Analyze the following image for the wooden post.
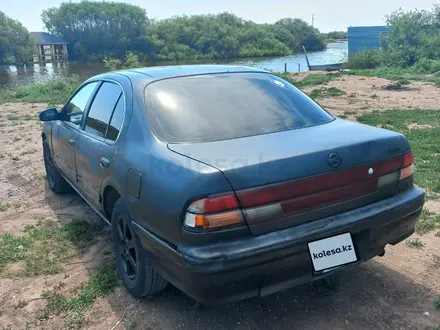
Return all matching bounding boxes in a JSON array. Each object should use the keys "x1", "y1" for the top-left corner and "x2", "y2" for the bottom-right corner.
[
  {"x1": 63, "y1": 44, "x2": 68, "y2": 61},
  {"x1": 38, "y1": 45, "x2": 43, "y2": 62},
  {"x1": 50, "y1": 44, "x2": 55, "y2": 62},
  {"x1": 284, "y1": 63, "x2": 287, "y2": 72},
  {"x1": 298, "y1": 63, "x2": 301, "y2": 72},
  {"x1": 302, "y1": 46, "x2": 311, "y2": 70}
]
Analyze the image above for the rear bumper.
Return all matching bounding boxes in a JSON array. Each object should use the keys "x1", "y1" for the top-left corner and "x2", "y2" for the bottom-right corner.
[{"x1": 134, "y1": 186, "x2": 424, "y2": 304}]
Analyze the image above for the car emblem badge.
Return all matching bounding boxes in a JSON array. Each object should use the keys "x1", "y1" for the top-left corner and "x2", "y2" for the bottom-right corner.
[
  {"x1": 368, "y1": 168, "x2": 374, "y2": 175},
  {"x1": 328, "y1": 153, "x2": 342, "y2": 168}
]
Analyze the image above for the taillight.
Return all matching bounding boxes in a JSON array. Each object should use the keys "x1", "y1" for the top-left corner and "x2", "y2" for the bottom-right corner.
[
  {"x1": 187, "y1": 194, "x2": 239, "y2": 213},
  {"x1": 184, "y1": 152, "x2": 415, "y2": 230},
  {"x1": 400, "y1": 151, "x2": 414, "y2": 180},
  {"x1": 184, "y1": 193, "x2": 244, "y2": 230}
]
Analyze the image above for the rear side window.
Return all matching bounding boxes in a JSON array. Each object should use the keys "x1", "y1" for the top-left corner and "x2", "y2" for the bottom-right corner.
[
  {"x1": 144, "y1": 73, "x2": 333, "y2": 143},
  {"x1": 106, "y1": 96, "x2": 124, "y2": 141},
  {"x1": 85, "y1": 82, "x2": 122, "y2": 138}
]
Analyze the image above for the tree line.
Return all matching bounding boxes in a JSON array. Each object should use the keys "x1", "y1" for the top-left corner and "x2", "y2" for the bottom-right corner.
[
  {"x1": 41, "y1": 1, "x2": 326, "y2": 62},
  {"x1": 1, "y1": 1, "x2": 347, "y2": 65}
]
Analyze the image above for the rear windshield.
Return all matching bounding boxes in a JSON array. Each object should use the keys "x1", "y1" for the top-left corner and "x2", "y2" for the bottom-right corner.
[{"x1": 144, "y1": 73, "x2": 333, "y2": 143}]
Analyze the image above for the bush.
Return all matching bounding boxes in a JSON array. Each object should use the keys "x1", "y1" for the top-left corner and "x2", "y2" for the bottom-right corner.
[
  {"x1": 412, "y1": 58, "x2": 440, "y2": 74},
  {"x1": 345, "y1": 50, "x2": 383, "y2": 69},
  {"x1": 0, "y1": 75, "x2": 81, "y2": 104},
  {"x1": 104, "y1": 51, "x2": 141, "y2": 70},
  {"x1": 395, "y1": 78, "x2": 411, "y2": 86}
]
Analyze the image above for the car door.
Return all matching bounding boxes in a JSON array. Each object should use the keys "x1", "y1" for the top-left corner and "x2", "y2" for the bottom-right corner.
[
  {"x1": 52, "y1": 82, "x2": 99, "y2": 184},
  {"x1": 74, "y1": 81, "x2": 126, "y2": 210}
]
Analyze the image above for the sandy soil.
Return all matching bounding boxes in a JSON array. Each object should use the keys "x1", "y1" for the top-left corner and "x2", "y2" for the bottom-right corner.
[
  {"x1": 0, "y1": 76, "x2": 439, "y2": 329},
  {"x1": 301, "y1": 74, "x2": 440, "y2": 118}
]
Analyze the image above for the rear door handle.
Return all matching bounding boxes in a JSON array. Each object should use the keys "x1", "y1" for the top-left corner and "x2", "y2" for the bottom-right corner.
[
  {"x1": 68, "y1": 139, "x2": 75, "y2": 147},
  {"x1": 100, "y1": 157, "x2": 110, "y2": 168}
]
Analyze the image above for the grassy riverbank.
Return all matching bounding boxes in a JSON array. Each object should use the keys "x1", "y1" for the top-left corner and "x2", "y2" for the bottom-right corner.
[{"x1": 0, "y1": 75, "x2": 81, "y2": 105}]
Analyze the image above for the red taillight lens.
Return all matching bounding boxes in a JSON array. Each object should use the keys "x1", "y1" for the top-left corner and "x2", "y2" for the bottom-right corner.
[
  {"x1": 237, "y1": 156, "x2": 402, "y2": 209},
  {"x1": 400, "y1": 151, "x2": 414, "y2": 180},
  {"x1": 403, "y1": 152, "x2": 414, "y2": 168},
  {"x1": 187, "y1": 194, "x2": 239, "y2": 214},
  {"x1": 185, "y1": 193, "x2": 244, "y2": 229}
]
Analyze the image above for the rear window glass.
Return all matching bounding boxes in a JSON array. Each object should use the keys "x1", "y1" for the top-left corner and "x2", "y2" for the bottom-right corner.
[{"x1": 144, "y1": 73, "x2": 333, "y2": 143}]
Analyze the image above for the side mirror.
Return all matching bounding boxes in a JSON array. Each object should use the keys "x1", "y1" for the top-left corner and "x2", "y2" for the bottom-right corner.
[{"x1": 39, "y1": 108, "x2": 61, "y2": 122}]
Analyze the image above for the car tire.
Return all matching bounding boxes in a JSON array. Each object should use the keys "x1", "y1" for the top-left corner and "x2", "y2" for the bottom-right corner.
[
  {"x1": 111, "y1": 198, "x2": 168, "y2": 297},
  {"x1": 43, "y1": 139, "x2": 72, "y2": 194}
]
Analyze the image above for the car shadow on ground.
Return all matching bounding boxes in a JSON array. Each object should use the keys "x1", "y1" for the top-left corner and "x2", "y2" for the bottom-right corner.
[
  {"x1": 44, "y1": 187, "x2": 440, "y2": 330},
  {"x1": 113, "y1": 261, "x2": 440, "y2": 330}
]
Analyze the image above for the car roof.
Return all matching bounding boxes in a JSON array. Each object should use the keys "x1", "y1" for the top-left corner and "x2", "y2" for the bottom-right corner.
[{"x1": 93, "y1": 65, "x2": 269, "y2": 84}]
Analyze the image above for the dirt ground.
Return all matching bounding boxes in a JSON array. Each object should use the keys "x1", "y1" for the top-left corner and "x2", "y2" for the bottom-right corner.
[
  {"x1": 0, "y1": 75, "x2": 440, "y2": 329},
  {"x1": 301, "y1": 74, "x2": 440, "y2": 119}
]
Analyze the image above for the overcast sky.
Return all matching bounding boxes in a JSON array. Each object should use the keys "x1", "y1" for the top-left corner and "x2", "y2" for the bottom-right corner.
[{"x1": 1, "y1": 0, "x2": 438, "y2": 32}]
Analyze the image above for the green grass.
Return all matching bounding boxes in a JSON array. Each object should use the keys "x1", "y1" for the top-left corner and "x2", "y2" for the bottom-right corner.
[
  {"x1": 0, "y1": 203, "x2": 11, "y2": 212},
  {"x1": 309, "y1": 87, "x2": 345, "y2": 99},
  {"x1": 406, "y1": 238, "x2": 424, "y2": 249},
  {"x1": 435, "y1": 295, "x2": 440, "y2": 310},
  {"x1": 0, "y1": 218, "x2": 95, "y2": 277},
  {"x1": 0, "y1": 75, "x2": 81, "y2": 104},
  {"x1": 278, "y1": 72, "x2": 341, "y2": 88},
  {"x1": 37, "y1": 264, "x2": 120, "y2": 327},
  {"x1": 415, "y1": 209, "x2": 440, "y2": 235},
  {"x1": 395, "y1": 78, "x2": 411, "y2": 86},
  {"x1": 343, "y1": 67, "x2": 437, "y2": 84},
  {"x1": 357, "y1": 110, "x2": 440, "y2": 193}
]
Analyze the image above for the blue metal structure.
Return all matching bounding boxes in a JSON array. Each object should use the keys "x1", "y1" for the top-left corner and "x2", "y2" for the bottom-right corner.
[{"x1": 348, "y1": 26, "x2": 389, "y2": 57}]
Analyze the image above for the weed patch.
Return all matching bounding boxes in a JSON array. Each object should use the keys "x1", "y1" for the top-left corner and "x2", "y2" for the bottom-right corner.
[
  {"x1": 309, "y1": 87, "x2": 345, "y2": 99},
  {"x1": 416, "y1": 209, "x2": 440, "y2": 235},
  {"x1": 37, "y1": 264, "x2": 120, "y2": 327},
  {"x1": 406, "y1": 238, "x2": 424, "y2": 249},
  {"x1": 0, "y1": 219, "x2": 95, "y2": 277},
  {"x1": 0, "y1": 203, "x2": 11, "y2": 212}
]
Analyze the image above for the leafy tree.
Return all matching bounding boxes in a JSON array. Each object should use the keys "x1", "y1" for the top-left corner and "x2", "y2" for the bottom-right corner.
[
  {"x1": 383, "y1": 8, "x2": 436, "y2": 67},
  {"x1": 275, "y1": 18, "x2": 326, "y2": 51},
  {"x1": 323, "y1": 31, "x2": 348, "y2": 41},
  {"x1": 0, "y1": 11, "x2": 33, "y2": 64},
  {"x1": 42, "y1": 1, "x2": 148, "y2": 61},
  {"x1": 104, "y1": 51, "x2": 141, "y2": 70}
]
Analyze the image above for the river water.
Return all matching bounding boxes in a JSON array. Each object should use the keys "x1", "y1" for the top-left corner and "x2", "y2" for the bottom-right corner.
[{"x1": 0, "y1": 41, "x2": 347, "y2": 91}]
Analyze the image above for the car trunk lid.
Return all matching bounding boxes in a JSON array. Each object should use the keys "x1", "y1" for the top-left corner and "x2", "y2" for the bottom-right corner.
[{"x1": 169, "y1": 119, "x2": 410, "y2": 234}]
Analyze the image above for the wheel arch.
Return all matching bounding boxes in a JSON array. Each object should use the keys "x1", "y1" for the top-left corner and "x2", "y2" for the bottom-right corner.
[{"x1": 103, "y1": 185, "x2": 122, "y2": 221}]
